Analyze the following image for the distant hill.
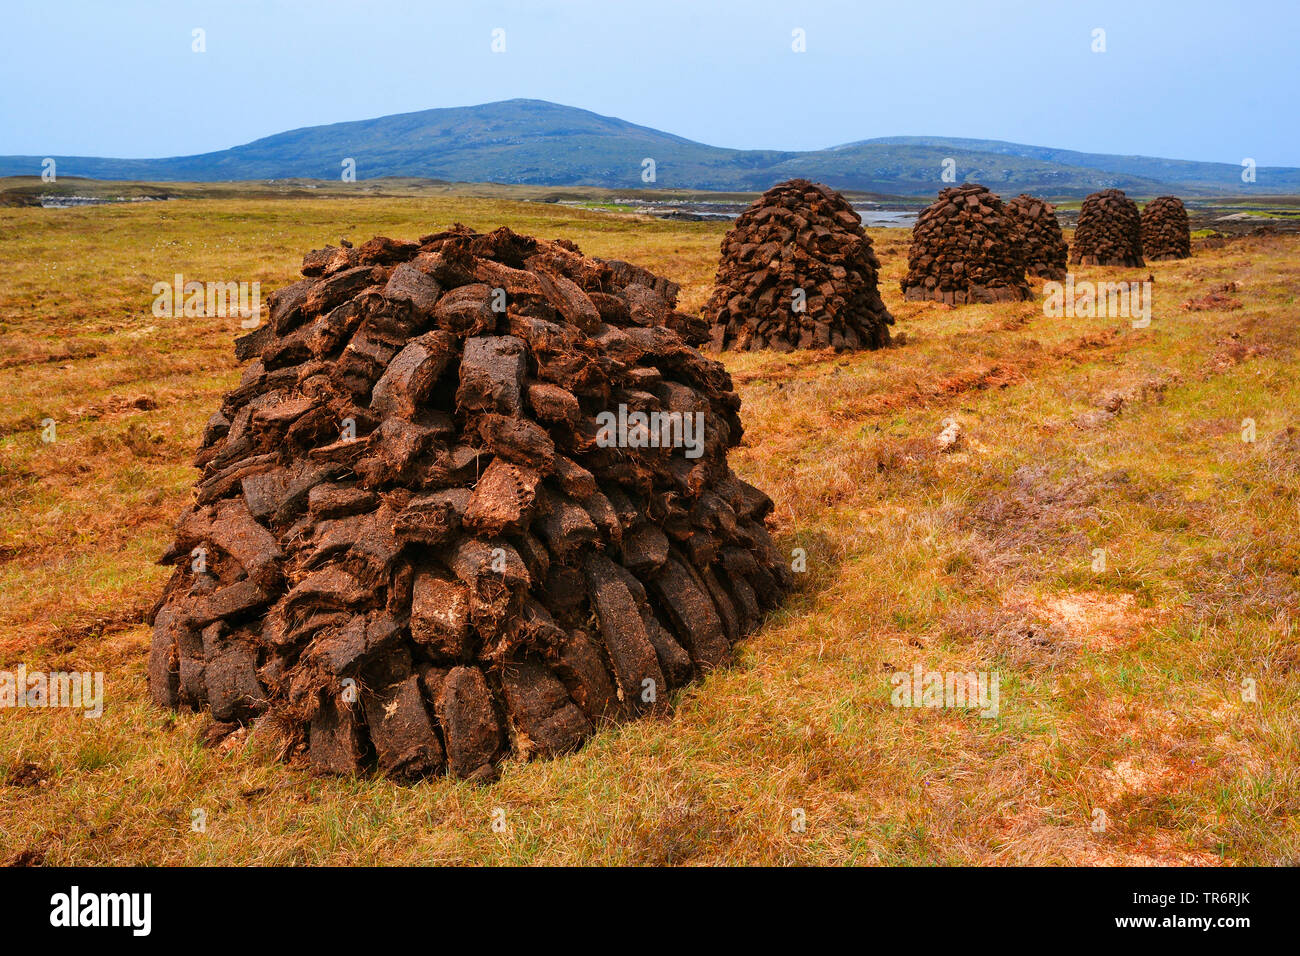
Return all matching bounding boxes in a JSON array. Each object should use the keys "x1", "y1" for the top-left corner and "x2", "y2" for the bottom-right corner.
[{"x1": 4, "y1": 99, "x2": 1296, "y2": 197}]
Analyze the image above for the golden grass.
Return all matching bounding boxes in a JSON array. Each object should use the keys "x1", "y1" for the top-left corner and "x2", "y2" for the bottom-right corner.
[{"x1": 1, "y1": 196, "x2": 1296, "y2": 865}]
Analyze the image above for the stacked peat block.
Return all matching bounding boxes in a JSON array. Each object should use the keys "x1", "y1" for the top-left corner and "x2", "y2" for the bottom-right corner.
[
  {"x1": 1140, "y1": 196, "x2": 1192, "y2": 261},
  {"x1": 1069, "y1": 188, "x2": 1145, "y2": 266},
  {"x1": 900, "y1": 184, "x2": 1032, "y2": 304},
  {"x1": 1005, "y1": 194, "x2": 1068, "y2": 281},
  {"x1": 147, "y1": 225, "x2": 791, "y2": 781},
  {"x1": 703, "y1": 179, "x2": 893, "y2": 352}
]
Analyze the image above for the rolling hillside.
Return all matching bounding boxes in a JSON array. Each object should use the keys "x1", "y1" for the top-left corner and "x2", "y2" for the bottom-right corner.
[{"x1": 3, "y1": 99, "x2": 1297, "y2": 197}]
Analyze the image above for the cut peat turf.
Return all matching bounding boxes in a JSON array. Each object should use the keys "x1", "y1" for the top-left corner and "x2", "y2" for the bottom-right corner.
[{"x1": 148, "y1": 224, "x2": 791, "y2": 781}]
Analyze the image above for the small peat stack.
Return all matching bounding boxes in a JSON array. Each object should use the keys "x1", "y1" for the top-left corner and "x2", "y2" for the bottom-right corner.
[
  {"x1": 900, "y1": 184, "x2": 1031, "y2": 304},
  {"x1": 1069, "y1": 189, "x2": 1144, "y2": 267},
  {"x1": 703, "y1": 179, "x2": 893, "y2": 352},
  {"x1": 148, "y1": 225, "x2": 791, "y2": 781},
  {"x1": 1140, "y1": 196, "x2": 1192, "y2": 261},
  {"x1": 1006, "y1": 194, "x2": 1068, "y2": 281}
]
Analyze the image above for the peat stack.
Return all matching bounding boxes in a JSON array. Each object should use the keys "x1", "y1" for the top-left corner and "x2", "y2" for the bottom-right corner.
[
  {"x1": 1140, "y1": 196, "x2": 1191, "y2": 261},
  {"x1": 899, "y1": 184, "x2": 1029, "y2": 304},
  {"x1": 148, "y1": 225, "x2": 792, "y2": 781},
  {"x1": 1006, "y1": 194, "x2": 1068, "y2": 281},
  {"x1": 900, "y1": 184, "x2": 1031, "y2": 304},
  {"x1": 1069, "y1": 189, "x2": 1144, "y2": 267},
  {"x1": 703, "y1": 179, "x2": 893, "y2": 352}
]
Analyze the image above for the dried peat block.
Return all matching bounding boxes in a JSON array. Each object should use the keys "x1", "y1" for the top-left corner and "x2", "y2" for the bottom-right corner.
[
  {"x1": 149, "y1": 224, "x2": 791, "y2": 781},
  {"x1": 1005, "y1": 194, "x2": 1069, "y2": 281},
  {"x1": 900, "y1": 183, "x2": 1032, "y2": 305},
  {"x1": 1069, "y1": 188, "x2": 1145, "y2": 267},
  {"x1": 704, "y1": 179, "x2": 893, "y2": 352},
  {"x1": 1140, "y1": 196, "x2": 1191, "y2": 261}
]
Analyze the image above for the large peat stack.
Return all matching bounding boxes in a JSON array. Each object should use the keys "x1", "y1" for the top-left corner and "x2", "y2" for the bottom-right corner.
[
  {"x1": 900, "y1": 184, "x2": 1031, "y2": 304},
  {"x1": 1140, "y1": 196, "x2": 1191, "y2": 261},
  {"x1": 1006, "y1": 194, "x2": 1068, "y2": 280},
  {"x1": 1069, "y1": 189, "x2": 1144, "y2": 267},
  {"x1": 703, "y1": 179, "x2": 893, "y2": 352},
  {"x1": 148, "y1": 225, "x2": 791, "y2": 781}
]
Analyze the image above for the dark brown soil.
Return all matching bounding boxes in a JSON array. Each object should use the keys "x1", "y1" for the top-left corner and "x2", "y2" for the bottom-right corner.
[{"x1": 5, "y1": 762, "x2": 49, "y2": 788}]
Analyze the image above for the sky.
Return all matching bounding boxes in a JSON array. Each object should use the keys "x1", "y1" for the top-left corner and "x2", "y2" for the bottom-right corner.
[{"x1": 2, "y1": 0, "x2": 1297, "y2": 165}]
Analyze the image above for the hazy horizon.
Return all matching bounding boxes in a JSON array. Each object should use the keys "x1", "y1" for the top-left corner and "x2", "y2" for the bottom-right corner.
[{"x1": 3, "y1": 0, "x2": 1298, "y2": 166}]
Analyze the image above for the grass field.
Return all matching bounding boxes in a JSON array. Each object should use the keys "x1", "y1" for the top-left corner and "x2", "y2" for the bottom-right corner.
[{"x1": 1, "y1": 194, "x2": 1297, "y2": 865}]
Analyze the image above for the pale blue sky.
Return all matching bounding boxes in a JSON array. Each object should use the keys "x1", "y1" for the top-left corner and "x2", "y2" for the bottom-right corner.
[{"x1": 2, "y1": 0, "x2": 1296, "y2": 164}]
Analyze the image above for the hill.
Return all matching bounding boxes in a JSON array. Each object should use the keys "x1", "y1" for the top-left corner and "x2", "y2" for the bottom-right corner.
[{"x1": 3, "y1": 99, "x2": 1297, "y2": 197}]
